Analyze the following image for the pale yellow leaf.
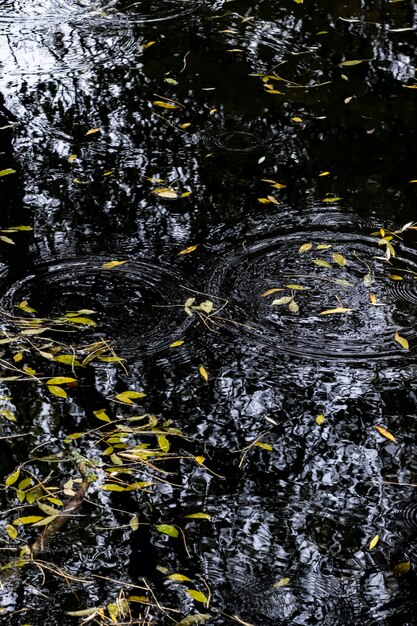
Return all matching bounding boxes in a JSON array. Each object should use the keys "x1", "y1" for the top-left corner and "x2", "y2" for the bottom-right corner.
[
  {"x1": 375, "y1": 425, "x2": 397, "y2": 443},
  {"x1": 152, "y1": 101, "x2": 178, "y2": 109},
  {"x1": 319, "y1": 307, "x2": 353, "y2": 315},
  {"x1": 85, "y1": 128, "x2": 101, "y2": 136},
  {"x1": 394, "y1": 331, "x2": 409, "y2": 350},
  {"x1": 101, "y1": 260, "x2": 128, "y2": 269},
  {"x1": 332, "y1": 253, "x2": 347, "y2": 266},
  {"x1": 178, "y1": 245, "x2": 198, "y2": 255},
  {"x1": 299, "y1": 243, "x2": 313, "y2": 253},
  {"x1": 48, "y1": 385, "x2": 68, "y2": 398},
  {"x1": 369, "y1": 534, "x2": 379, "y2": 550},
  {"x1": 316, "y1": 414, "x2": 325, "y2": 425}
]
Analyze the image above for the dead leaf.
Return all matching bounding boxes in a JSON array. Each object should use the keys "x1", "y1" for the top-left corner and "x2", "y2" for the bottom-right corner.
[
  {"x1": 178, "y1": 245, "x2": 198, "y2": 255},
  {"x1": 394, "y1": 331, "x2": 409, "y2": 350},
  {"x1": 375, "y1": 425, "x2": 397, "y2": 443},
  {"x1": 319, "y1": 307, "x2": 353, "y2": 315}
]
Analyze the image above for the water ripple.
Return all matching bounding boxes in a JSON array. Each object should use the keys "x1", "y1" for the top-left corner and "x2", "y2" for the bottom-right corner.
[{"x1": 0, "y1": 257, "x2": 190, "y2": 358}]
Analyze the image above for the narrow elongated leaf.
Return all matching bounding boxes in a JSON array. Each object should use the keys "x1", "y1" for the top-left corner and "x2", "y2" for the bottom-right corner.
[
  {"x1": 199, "y1": 366, "x2": 209, "y2": 382},
  {"x1": 14, "y1": 516, "x2": 45, "y2": 525},
  {"x1": 170, "y1": 340, "x2": 185, "y2": 348},
  {"x1": 101, "y1": 260, "x2": 128, "y2": 269},
  {"x1": 272, "y1": 577, "x2": 290, "y2": 588},
  {"x1": 5, "y1": 469, "x2": 20, "y2": 486},
  {"x1": 174, "y1": 615, "x2": 211, "y2": 626},
  {"x1": 66, "y1": 608, "x2": 99, "y2": 617},
  {"x1": 332, "y1": 253, "x2": 347, "y2": 266},
  {"x1": 369, "y1": 534, "x2": 379, "y2": 550},
  {"x1": 312, "y1": 259, "x2": 331, "y2": 268},
  {"x1": 184, "y1": 512, "x2": 212, "y2": 520},
  {"x1": 178, "y1": 245, "x2": 198, "y2": 255},
  {"x1": 319, "y1": 307, "x2": 353, "y2": 315},
  {"x1": 93, "y1": 409, "x2": 111, "y2": 422},
  {"x1": 394, "y1": 331, "x2": 409, "y2": 350},
  {"x1": 260, "y1": 288, "x2": 284, "y2": 297},
  {"x1": 0, "y1": 169, "x2": 16, "y2": 177},
  {"x1": 299, "y1": 243, "x2": 313, "y2": 253},
  {"x1": 153, "y1": 101, "x2": 178, "y2": 109},
  {"x1": 153, "y1": 188, "x2": 178, "y2": 199},
  {"x1": 167, "y1": 573, "x2": 192, "y2": 582},
  {"x1": 272, "y1": 296, "x2": 293, "y2": 305},
  {"x1": 375, "y1": 425, "x2": 397, "y2": 443},
  {"x1": 48, "y1": 385, "x2": 68, "y2": 398}
]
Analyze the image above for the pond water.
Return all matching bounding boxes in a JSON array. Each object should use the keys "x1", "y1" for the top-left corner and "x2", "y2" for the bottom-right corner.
[{"x1": 0, "y1": 1, "x2": 416, "y2": 625}]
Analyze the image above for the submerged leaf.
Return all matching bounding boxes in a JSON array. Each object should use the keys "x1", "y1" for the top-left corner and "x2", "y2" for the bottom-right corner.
[
  {"x1": 393, "y1": 561, "x2": 411, "y2": 575},
  {"x1": 316, "y1": 414, "x2": 325, "y2": 425}
]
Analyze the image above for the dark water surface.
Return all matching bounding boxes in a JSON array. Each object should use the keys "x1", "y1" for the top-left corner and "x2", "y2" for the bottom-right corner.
[{"x1": 0, "y1": 1, "x2": 417, "y2": 624}]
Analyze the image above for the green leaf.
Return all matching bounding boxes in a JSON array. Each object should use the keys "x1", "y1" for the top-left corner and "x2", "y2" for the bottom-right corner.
[
  {"x1": 0, "y1": 169, "x2": 16, "y2": 177},
  {"x1": 66, "y1": 316, "x2": 96, "y2": 326},
  {"x1": 155, "y1": 524, "x2": 179, "y2": 538},
  {"x1": 186, "y1": 589, "x2": 208, "y2": 604},
  {"x1": 312, "y1": 259, "x2": 331, "y2": 268}
]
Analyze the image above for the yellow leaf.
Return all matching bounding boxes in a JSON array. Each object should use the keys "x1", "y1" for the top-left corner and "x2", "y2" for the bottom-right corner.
[
  {"x1": 272, "y1": 577, "x2": 290, "y2": 588},
  {"x1": 101, "y1": 484, "x2": 126, "y2": 492},
  {"x1": 17, "y1": 300, "x2": 37, "y2": 313},
  {"x1": 180, "y1": 123, "x2": 191, "y2": 129},
  {"x1": 85, "y1": 127, "x2": 101, "y2": 136},
  {"x1": 271, "y1": 183, "x2": 287, "y2": 189},
  {"x1": 155, "y1": 524, "x2": 179, "y2": 538},
  {"x1": 257, "y1": 197, "x2": 273, "y2": 204},
  {"x1": 5, "y1": 469, "x2": 20, "y2": 486},
  {"x1": 369, "y1": 534, "x2": 379, "y2": 550},
  {"x1": 184, "y1": 512, "x2": 212, "y2": 520},
  {"x1": 186, "y1": 589, "x2": 208, "y2": 604},
  {"x1": 66, "y1": 316, "x2": 96, "y2": 325},
  {"x1": 170, "y1": 340, "x2": 185, "y2": 348},
  {"x1": 93, "y1": 409, "x2": 111, "y2": 422},
  {"x1": 5, "y1": 524, "x2": 18, "y2": 539},
  {"x1": 286, "y1": 284, "x2": 310, "y2": 290},
  {"x1": 272, "y1": 296, "x2": 293, "y2": 305},
  {"x1": 13, "y1": 352, "x2": 23, "y2": 363},
  {"x1": 409, "y1": 179, "x2": 417, "y2": 183},
  {"x1": 312, "y1": 259, "x2": 331, "y2": 268},
  {"x1": 0, "y1": 236, "x2": 15, "y2": 245},
  {"x1": 115, "y1": 390, "x2": 146, "y2": 405},
  {"x1": 178, "y1": 245, "x2": 198, "y2": 255},
  {"x1": 299, "y1": 243, "x2": 313, "y2": 253},
  {"x1": 167, "y1": 573, "x2": 192, "y2": 582},
  {"x1": 319, "y1": 171, "x2": 330, "y2": 176},
  {"x1": 195, "y1": 456, "x2": 205, "y2": 465},
  {"x1": 130, "y1": 515, "x2": 139, "y2": 531},
  {"x1": 332, "y1": 253, "x2": 347, "y2": 266},
  {"x1": 142, "y1": 41, "x2": 155, "y2": 49},
  {"x1": 322, "y1": 197, "x2": 342, "y2": 203},
  {"x1": 0, "y1": 169, "x2": 16, "y2": 177},
  {"x1": 255, "y1": 441, "x2": 273, "y2": 450},
  {"x1": 369, "y1": 293, "x2": 377, "y2": 305},
  {"x1": 319, "y1": 307, "x2": 353, "y2": 315},
  {"x1": 47, "y1": 377, "x2": 77, "y2": 385},
  {"x1": 316, "y1": 414, "x2": 325, "y2": 425},
  {"x1": 48, "y1": 385, "x2": 68, "y2": 398},
  {"x1": 152, "y1": 101, "x2": 178, "y2": 109},
  {"x1": 260, "y1": 288, "x2": 284, "y2": 297},
  {"x1": 14, "y1": 516, "x2": 45, "y2": 525},
  {"x1": 394, "y1": 331, "x2": 409, "y2": 350},
  {"x1": 316, "y1": 244, "x2": 332, "y2": 250},
  {"x1": 101, "y1": 260, "x2": 128, "y2": 269},
  {"x1": 68, "y1": 154, "x2": 77, "y2": 163},
  {"x1": 158, "y1": 435, "x2": 170, "y2": 452},
  {"x1": 0, "y1": 409, "x2": 16, "y2": 421},
  {"x1": 288, "y1": 300, "x2": 299, "y2": 313},
  {"x1": 291, "y1": 117, "x2": 303, "y2": 122},
  {"x1": 375, "y1": 425, "x2": 397, "y2": 443},
  {"x1": 389, "y1": 274, "x2": 403, "y2": 280},
  {"x1": 199, "y1": 365, "x2": 209, "y2": 382},
  {"x1": 339, "y1": 60, "x2": 365, "y2": 67},
  {"x1": 152, "y1": 188, "x2": 178, "y2": 199}
]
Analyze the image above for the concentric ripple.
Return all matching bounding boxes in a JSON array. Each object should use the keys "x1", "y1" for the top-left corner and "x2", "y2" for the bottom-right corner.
[
  {"x1": 209, "y1": 230, "x2": 417, "y2": 361},
  {"x1": 108, "y1": 0, "x2": 214, "y2": 23},
  {"x1": 0, "y1": 258, "x2": 190, "y2": 358}
]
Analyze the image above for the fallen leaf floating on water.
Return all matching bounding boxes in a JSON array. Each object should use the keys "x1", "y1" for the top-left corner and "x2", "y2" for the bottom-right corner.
[
  {"x1": 260, "y1": 288, "x2": 284, "y2": 297},
  {"x1": 101, "y1": 260, "x2": 128, "y2": 269},
  {"x1": 312, "y1": 259, "x2": 331, "y2": 268},
  {"x1": 142, "y1": 41, "x2": 155, "y2": 49},
  {"x1": 174, "y1": 614, "x2": 212, "y2": 626},
  {"x1": 48, "y1": 385, "x2": 68, "y2": 399},
  {"x1": 152, "y1": 101, "x2": 179, "y2": 109},
  {"x1": 115, "y1": 390, "x2": 146, "y2": 404},
  {"x1": 272, "y1": 296, "x2": 293, "y2": 305},
  {"x1": 319, "y1": 307, "x2": 353, "y2": 315},
  {"x1": 255, "y1": 441, "x2": 273, "y2": 451},
  {"x1": 0, "y1": 168, "x2": 16, "y2": 177},
  {"x1": 339, "y1": 60, "x2": 366, "y2": 66},
  {"x1": 319, "y1": 171, "x2": 330, "y2": 176},
  {"x1": 272, "y1": 577, "x2": 290, "y2": 588},
  {"x1": 286, "y1": 284, "x2": 310, "y2": 290},
  {"x1": 322, "y1": 197, "x2": 343, "y2": 203},
  {"x1": 288, "y1": 300, "x2": 299, "y2": 313},
  {"x1": 316, "y1": 414, "x2": 325, "y2": 425},
  {"x1": 153, "y1": 188, "x2": 178, "y2": 199},
  {"x1": 394, "y1": 331, "x2": 409, "y2": 350},
  {"x1": 369, "y1": 534, "x2": 379, "y2": 550},
  {"x1": 184, "y1": 512, "x2": 212, "y2": 520},
  {"x1": 389, "y1": 275, "x2": 403, "y2": 280},
  {"x1": 186, "y1": 589, "x2": 209, "y2": 605},
  {"x1": 316, "y1": 244, "x2": 332, "y2": 250},
  {"x1": 332, "y1": 253, "x2": 347, "y2": 266},
  {"x1": 47, "y1": 377, "x2": 77, "y2": 385},
  {"x1": 363, "y1": 273, "x2": 373, "y2": 287},
  {"x1": 84, "y1": 128, "x2": 101, "y2": 136},
  {"x1": 199, "y1": 365, "x2": 209, "y2": 382},
  {"x1": 167, "y1": 573, "x2": 192, "y2": 582},
  {"x1": 178, "y1": 245, "x2": 198, "y2": 255},
  {"x1": 291, "y1": 117, "x2": 303, "y2": 123},
  {"x1": 375, "y1": 425, "x2": 397, "y2": 443},
  {"x1": 67, "y1": 154, "x2": 77, "y2": 163},
  {"x1": 170, "y1": 340, "x2": 185, "y2": 348},
  {"x1": 299, "y1": 242, "x2": 313, "y2": 252},
  {"x1": 155, "y1": 524, "x2": 179, "y2": 538}
]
